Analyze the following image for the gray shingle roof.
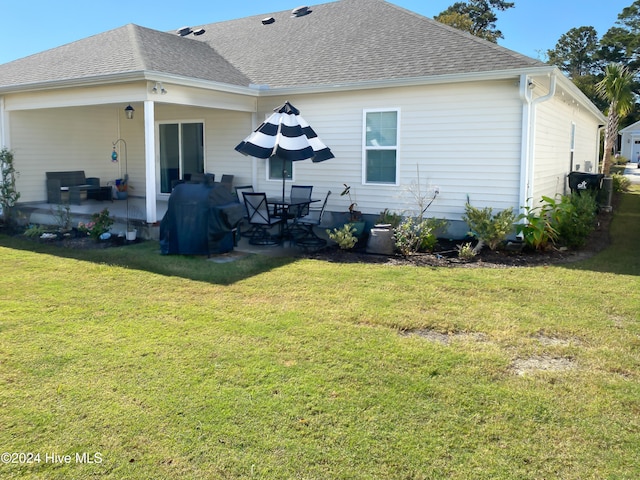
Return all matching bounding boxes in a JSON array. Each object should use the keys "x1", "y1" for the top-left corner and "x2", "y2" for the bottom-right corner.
[
  {"x1": 0, "y1": 0, "x2": 544, "y2": 91},
  {"x1": 193, "y1": 0, "x2": 544, "y2": 88},
  {"x1": 0, "y1": 24, "x2": 250, "y2": 89}
]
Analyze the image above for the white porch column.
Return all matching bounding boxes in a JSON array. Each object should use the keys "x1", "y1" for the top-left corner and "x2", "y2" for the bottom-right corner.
[
  {"x1": 144, "y1": 100, "x2": 157, "y2": 223},
  {"x1": 0, "y1": 97, "x2": 8, "y2": 149}
]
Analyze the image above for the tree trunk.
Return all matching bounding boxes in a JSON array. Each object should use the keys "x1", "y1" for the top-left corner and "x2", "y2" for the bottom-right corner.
[{"x1": 601, "y1": 104, "x2": 619, "y2": 175}]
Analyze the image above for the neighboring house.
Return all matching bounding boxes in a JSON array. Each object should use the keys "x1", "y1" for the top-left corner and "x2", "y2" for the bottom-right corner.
[
  {"x1": 619, "y1": 121, "x2": 640, "y2": 164},
  {"x1": 0, "y1": 0, "x2": 605, "y2": 237}
]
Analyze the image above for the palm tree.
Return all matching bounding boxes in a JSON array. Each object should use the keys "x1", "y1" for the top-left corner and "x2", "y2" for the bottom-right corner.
[{"x1": 595, "y1": 63, "x2": 636, "y2": 175}]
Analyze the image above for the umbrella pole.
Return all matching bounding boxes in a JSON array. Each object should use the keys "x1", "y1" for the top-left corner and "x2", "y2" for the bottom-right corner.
[{"x1": 282, "y1": 166, "x2": 286, "y2": 201}]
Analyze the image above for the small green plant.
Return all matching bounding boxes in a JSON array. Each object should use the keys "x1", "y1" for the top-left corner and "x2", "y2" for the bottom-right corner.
[
  {"x1": 327, "y1": 223, "x2": 358, "y2": 249},
  {"x1": 456, "y1": 242, "x2": 477, "y2": 261},
  {"x1": 23, "y1": 224, "x2": 46, "y2": 238},
  {"x1": 611, "y1": 173, "x2": 631, "y2": 193},
  {"x1": 0, "y1": 147, "x2": 20, "y2": 224},
  {"x1": 78, "y1": 208, "x2": 114, "y2": 241},
  {"x1": 614, "y1": 154, "x2": 629, "y2": 165},
  {"x1": 516, "y1": 202, "x2": 558, "y2": 251},
  {"x1": 376, "y1": 209, "x2": 402, "y2": 228},
  {"x1": 51, "y1": 204, "x2": 73, "y2": 231},
  {"x1": 394, "y1": 217, "x2": 448, "y2": 256},
  {"x1": 462, "y1": 201, "x2": 516, "y2": 252}
]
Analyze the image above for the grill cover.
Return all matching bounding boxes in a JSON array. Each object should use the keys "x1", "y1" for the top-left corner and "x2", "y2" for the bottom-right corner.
[{"x1": 159, "y1": 183, "x2": 245, "y2": 255}]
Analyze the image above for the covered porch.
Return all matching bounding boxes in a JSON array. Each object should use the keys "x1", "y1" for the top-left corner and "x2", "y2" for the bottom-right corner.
[{"x1": 18, "y1": 197, "x2": 169, "y2": 239}]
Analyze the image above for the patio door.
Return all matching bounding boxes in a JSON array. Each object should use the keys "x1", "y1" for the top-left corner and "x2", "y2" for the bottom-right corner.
[{"x1": 158, "y1": 122, "x2": 204, "y2": 194}]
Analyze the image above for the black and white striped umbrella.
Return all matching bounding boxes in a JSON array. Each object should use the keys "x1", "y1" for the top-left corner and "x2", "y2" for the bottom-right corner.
[
  {"x1": 235, "y1": 101, "x2": 334, "y2": 162},
  {"x1": 235, "y1": 102, "x2": 334, "y2": 199}
]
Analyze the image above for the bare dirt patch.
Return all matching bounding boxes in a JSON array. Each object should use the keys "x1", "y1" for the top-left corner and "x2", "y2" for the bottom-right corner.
[
  {"x1": 400, "y1": 329, "x2": 488, "y2": 344},
  {"x1": 511, "y1": 356, "x2": 577, "y2": 376}
]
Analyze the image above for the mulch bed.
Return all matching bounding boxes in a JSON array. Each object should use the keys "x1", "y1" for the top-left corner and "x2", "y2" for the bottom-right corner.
[
  {"x1": 4, "y1": 199, "x2": 614, "y2": 268},
  {"x1": 304, "y1": 206, "x2": 613, "y2": 269}
]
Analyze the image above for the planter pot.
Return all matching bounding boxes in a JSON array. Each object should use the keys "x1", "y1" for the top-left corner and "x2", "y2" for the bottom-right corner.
[
  {"x1": 126, "y1": 229, "x2": 137, "y2": 241},
  {"x1": 349, "y1": 221, "x2": 366, "y2": 238},
  {"x1": 116, "y1": 191, "x2": 128, "y2": 200},
  {"x1": 366, "y1": 226, "x2": 395, "y2": 255}
]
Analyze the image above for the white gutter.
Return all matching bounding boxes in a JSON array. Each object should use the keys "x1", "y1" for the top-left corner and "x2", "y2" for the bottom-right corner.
[{"x1": 518, "y1": 72, "x2": 557, "y2": 213}]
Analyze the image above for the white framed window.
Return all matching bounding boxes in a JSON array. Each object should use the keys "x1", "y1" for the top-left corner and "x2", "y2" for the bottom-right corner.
[
  {"x1": 363, "y1": 109, "x2": 399, "y2": 184},
  {"x1": 267, "y1": 156, "x2": 293, "y2": 182}
]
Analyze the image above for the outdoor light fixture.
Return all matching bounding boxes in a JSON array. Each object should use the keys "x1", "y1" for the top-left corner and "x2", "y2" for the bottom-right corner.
[
  {"x1": 151, "y1": 82, "x2": 167, "y2": 94},
  {"x1": 125, "y1": 104, "x2": 135, "y2": 119}
]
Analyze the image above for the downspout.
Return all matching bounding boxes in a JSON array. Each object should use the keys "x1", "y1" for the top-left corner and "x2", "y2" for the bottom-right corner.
[{"x1": 518, "y1": 72, "x2": 557, "y2": 212}]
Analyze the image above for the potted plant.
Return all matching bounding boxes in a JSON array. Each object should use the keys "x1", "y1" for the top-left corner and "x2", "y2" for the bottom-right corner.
[
  {"x1": 340, "y1": 183, "x2": 366, "y2": 238},
  {"x1": 366, "y1": 209, "x2": 401, "y2": 255},
  {"x1": 115, "y1": 174, "x2": 129, "y2": 200}
]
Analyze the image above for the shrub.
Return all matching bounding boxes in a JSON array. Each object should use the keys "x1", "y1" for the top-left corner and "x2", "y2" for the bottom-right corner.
[
  {"x1": 516, "y1": 203, "x2": 558, "y2": 251},
  {"x1": 456, "y1": 242, "x2": 477, "y2": 261},
  {"x1": 553, "y1": 192, "x2": 598, "y2": 248},
  {"x1": 78, "y1": 208, "x2": 114, "y2": 241},
  {"x1": 0, "y1": 147, "x2": 20, "y2": 224},
  {"x1": 327, "y1": 223, "x2": 358, "y2": 250},
  {"x1": 394, "y1": 217, "x2": 448, "y2": 256},
  {"x1": 462, "y1": 203, "x2": 516, "y2": 252},
  {"x1": 23, "y1": 224, "x2": 46, "y2": 238},
  {"x1": 614, "y1": 154, "x2": 629, "y2": 165},
  {"x1": 611, "y1": 173, "x2": 631, "y2": 193}
]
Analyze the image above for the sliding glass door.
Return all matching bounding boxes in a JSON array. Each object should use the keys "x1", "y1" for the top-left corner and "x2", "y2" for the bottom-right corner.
[{"x1": 159, "y1": 122, "x2": 204, "y2": 194}]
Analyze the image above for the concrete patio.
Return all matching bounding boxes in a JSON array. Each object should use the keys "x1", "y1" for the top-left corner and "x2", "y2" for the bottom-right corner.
[
  {"x1": 16, "y1": 195, "x2": 333, "y2": 257},
  {"x1": 17, "y1": 196, "x2": 168, "y2": 239}
]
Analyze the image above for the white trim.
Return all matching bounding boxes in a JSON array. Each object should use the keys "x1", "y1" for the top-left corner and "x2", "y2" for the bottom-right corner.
[
  {"x1": 0, "y1": 96, "x2": 6, "y2": 148},
  {"x1": 155, "y1": 118, "x2": 206, "y2": 196},
  {"x1": 144, "y1": 100, "x2": 157, "y2": 224}
]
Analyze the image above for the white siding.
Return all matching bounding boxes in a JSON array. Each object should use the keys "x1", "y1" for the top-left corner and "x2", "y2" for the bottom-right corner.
[
  {"x1": 257, "y1": 79, "x2": 523, "y2": 221},
  {"x1": 532, "y1": 95, "x2": 601, "y2": 202},
  {"x1": 11, "y1": 106, "x2": 124, "y2": 202},
  {"x1": 8, "y1": 76, "x2": 603, "y2": 230}
]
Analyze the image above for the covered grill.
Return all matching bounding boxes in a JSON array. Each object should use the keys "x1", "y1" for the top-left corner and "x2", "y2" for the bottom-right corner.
[{"x1": 159, "y1": 182, "x2": 245, "y2": 255}]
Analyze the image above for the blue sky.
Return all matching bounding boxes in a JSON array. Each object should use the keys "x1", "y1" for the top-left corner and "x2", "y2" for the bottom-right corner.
[{"x1": 0, "y1": 0, "x2": 633, "y2": 65}]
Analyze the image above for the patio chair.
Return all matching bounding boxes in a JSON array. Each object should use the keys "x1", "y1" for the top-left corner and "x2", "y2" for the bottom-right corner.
[
  {"x1": 234, "y1": 185, "x2": 256, "y2": 237},
  {"x1": 289, "y1": 185, "x2": 313, "y2": 218},
  {"x1": 293, "y1": 190, "x2": 331, "y2": 249},
  {"x1": 220, "y1": 174, "x2": 234, "y2": 192},
  {"x1": 243, "y1": 192, "x2": 284, "y2": 245}
]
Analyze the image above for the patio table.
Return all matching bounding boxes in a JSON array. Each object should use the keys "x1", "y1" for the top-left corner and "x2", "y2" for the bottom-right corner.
[{"x1": 267, "y1": 197, "x2": 320, "y2": 239}]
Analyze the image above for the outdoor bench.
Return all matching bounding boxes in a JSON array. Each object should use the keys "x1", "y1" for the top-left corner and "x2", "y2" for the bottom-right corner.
[{"x1": 46, "y1": 170, "x2": 103, "y2": 205}]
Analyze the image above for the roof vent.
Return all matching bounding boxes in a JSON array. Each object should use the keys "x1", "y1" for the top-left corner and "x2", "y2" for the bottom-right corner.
[
  {"x1": 291, "y1": 6, "x2": 311, "y2": 17},
  {"x1": 262, "y1": 17, "x2": 275, "y2": 25},
  {"x1": 193, "y1": 27, "x2": 206, "y2": 36},
  {"x1": 177, "y1": 26, "x2": 192, "y2": 36}
]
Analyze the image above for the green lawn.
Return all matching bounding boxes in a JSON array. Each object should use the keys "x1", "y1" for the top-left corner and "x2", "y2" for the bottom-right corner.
[{"x1": 0, "y1": 190, "x2": 639, "y2": 479}]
